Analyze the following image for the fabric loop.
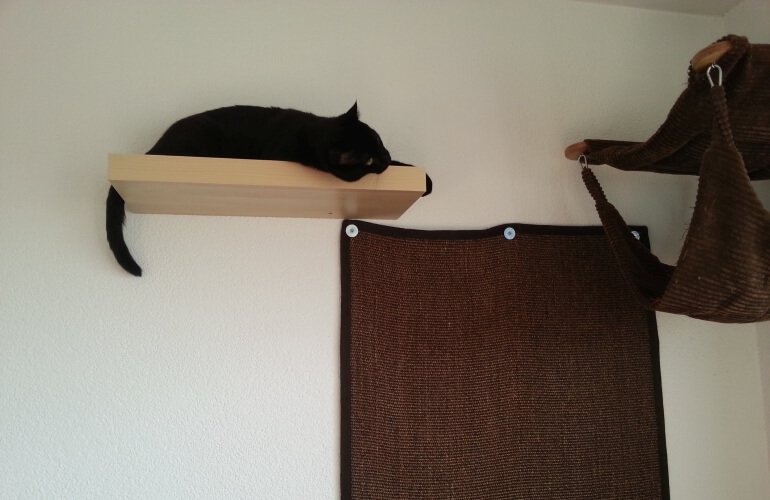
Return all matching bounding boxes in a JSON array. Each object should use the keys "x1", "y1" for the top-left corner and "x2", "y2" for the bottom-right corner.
[
  {"x1": 581, "y1": 167, "x2": 608, "y2": 205},
  {"x1": 710, "y1": 85, "x2": 735, "y2": 147}
]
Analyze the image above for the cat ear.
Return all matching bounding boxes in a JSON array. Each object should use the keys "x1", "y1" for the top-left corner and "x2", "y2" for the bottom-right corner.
[{"x1": 344, "y1": 102, "x2": 359, "y2": 120}]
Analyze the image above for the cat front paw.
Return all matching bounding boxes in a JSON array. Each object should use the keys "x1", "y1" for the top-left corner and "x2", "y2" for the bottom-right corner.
[{"x1": 422, "y1": 174, "x2": 432, "y2": 196}]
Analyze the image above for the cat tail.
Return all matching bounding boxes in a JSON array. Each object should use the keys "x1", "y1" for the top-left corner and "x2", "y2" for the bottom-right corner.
[{"x1": 106, "y1": 186, "x2": 142, "y2": 276}]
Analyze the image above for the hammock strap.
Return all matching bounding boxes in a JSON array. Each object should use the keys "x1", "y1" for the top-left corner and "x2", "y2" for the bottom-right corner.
[{"x1": 711, "y1": 84, "x2": 735, "y2": 147}]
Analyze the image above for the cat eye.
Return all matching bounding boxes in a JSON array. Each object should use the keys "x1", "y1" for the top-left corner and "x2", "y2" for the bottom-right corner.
[{"x1": 365, "y1": 157, "x2": 374, "y2": 166}]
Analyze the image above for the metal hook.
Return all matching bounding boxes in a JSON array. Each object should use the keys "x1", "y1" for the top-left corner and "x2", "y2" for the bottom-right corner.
[
  {"x1": 578, "y1": 154, "x2": 588, "y2": 170},
  {"x1": 707, "y1": 63, "x2": 723, "y2": 88}
]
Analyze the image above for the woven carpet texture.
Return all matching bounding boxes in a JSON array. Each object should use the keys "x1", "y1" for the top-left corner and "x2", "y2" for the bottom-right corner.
[{"x1": 341, "y1": 221, "x2": 668, "y2": 499}]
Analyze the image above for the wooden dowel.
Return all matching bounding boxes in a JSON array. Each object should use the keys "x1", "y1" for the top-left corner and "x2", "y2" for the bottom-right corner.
[
  {"x1": 564, "y1": 141, "x2": 588, "y2": 160},
  {"x1": 690, "y1": 40, "x2": 732, "y2": 72}
]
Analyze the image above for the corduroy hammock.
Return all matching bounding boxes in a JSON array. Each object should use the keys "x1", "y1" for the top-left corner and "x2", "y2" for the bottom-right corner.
[{"x1": 568, "y1": 35, "x2": 770, "y2": 323}]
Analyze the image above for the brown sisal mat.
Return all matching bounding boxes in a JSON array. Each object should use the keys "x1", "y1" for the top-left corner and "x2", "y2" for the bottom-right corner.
[{"x1": 340, "y1": 221, "x2": 668, "y2": 499}]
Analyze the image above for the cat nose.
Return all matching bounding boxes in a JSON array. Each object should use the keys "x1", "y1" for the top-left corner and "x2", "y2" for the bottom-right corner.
[{"x1": 376, "y1": 155, "x2": 390, "y2": 169}]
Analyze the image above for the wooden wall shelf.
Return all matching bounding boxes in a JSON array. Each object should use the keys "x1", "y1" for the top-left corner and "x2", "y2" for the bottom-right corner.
[{"x1": 108, "y1": 154, "x2": 426, "y2": 220}]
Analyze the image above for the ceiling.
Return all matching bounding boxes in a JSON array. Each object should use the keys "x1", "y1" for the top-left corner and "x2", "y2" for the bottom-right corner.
[{"x1": 569, "y1": 0, "x2": 744, "y2": 16}]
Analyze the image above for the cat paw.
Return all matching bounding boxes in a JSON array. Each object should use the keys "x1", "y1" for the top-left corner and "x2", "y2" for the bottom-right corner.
[{"x1": 422, "y1": 174, "x2": 432, "y2": 196}]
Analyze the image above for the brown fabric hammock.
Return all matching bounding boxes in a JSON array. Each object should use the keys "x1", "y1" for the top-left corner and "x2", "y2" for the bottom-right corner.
[
  {"x1": 340, "y1": 220, "x2": 669, "y2": 499},
  {"x1": 578, "y1": 35, "x2": 770, "y2": 323}
]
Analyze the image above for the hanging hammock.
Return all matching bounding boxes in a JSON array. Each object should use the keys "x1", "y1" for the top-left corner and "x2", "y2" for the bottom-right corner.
[{"x1": 566, "y1": 35, "x2": 770, "y2": 323}]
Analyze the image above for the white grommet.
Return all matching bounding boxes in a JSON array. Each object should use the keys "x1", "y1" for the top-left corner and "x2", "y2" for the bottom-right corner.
[
  {"x1": 504, "y1": 227, "x2": 516, "y2": 240},
  {"x1": 631, "y1": 231, "x2": 640, "y2": 240},
  {"x1": 346, "y1": 224, "x2": 359, "y2": 238}
]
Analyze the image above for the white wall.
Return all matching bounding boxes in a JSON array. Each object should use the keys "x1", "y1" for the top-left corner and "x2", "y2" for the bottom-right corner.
[
  {"x1": 725, "y1": 0, "x2": 770, "y2": 41},
  {"x1": 1, "y1": 0, "x2": 768, "y2": 498}
]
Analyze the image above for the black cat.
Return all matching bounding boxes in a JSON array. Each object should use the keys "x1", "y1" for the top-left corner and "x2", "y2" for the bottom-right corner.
[{"x1": 106, "y1": 102, "x2": 431, "y2": 276}]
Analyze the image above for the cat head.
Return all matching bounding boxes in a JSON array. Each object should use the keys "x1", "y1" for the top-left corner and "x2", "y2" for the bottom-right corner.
[{"x1": 322, "y1": 103, "x2": 392, "y2": 182}]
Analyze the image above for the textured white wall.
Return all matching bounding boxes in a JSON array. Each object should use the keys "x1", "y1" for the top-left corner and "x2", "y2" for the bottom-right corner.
[
  {"x1": 1, "y1": 0, "x2": 768, "y2": 498},
  {"x1": 725, "y1": 0, "x2": 770, "y2": 41}
]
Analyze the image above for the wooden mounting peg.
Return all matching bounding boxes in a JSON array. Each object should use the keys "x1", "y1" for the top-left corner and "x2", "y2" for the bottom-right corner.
[
  {"x1": 564, "y1": 141, "x2": 588, "y2": 161},
  {"x1": 690, "y1": 40, "x2": 731, "y2": 73}
]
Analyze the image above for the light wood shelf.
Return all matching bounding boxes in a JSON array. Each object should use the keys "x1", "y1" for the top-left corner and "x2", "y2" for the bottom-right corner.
[{"x1": 108, "y1": 154, "x2": 426, "y2": 219}]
